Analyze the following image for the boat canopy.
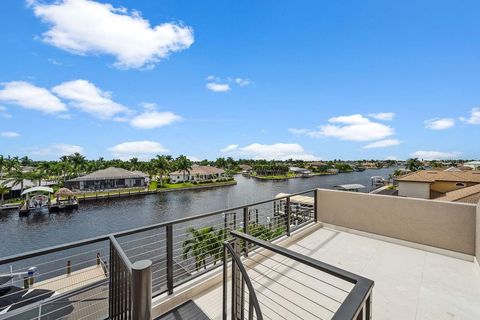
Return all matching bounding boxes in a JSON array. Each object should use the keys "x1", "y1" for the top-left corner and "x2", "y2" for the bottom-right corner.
[
  {"x1": 21, "y1": 186, "x2": 54, "y2": 196},
  {"x1": 275, "y1": 193, "x2": 314, "y2": 206},
  {"x1": 334, "y1": 184, "x2": 366, "y2": 191}
]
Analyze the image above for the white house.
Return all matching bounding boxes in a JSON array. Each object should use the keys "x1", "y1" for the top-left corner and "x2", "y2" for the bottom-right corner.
[
  {"x1": 464, "y1": 161, "x2": 480, "y2": 170},
  {"x1": 169, "y1": 165, "x2": 226, "y2": 183}
]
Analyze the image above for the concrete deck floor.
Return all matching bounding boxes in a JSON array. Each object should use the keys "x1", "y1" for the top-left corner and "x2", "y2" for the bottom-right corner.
[{"x1": 193, "y1": 227, "x2": 480, "y2": 320}]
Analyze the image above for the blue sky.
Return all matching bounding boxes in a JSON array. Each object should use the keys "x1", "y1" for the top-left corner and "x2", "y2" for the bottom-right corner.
[{"x1": 0, "y1": 0, "x2": 479, "y2": 161}]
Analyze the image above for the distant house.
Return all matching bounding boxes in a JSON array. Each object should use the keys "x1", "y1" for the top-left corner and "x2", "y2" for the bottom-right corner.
[
  {"x1": 0, "y1": 179, "x2": 56, "y2": 199},
  {"x1": 395, "y1": 170, "x2": 480, "y2": 199},
  {"x1": 169, "y1": 165, "x2": 225, "y2": 183},
  {"x1": 464, "y1": 161, "x2": 480, "y2": 170},
  {"x1": 239, "y1": 164, "x2": 253, "y2": 172},
  {"x1": 66, "y1": 167, "x2": 148, "y2": 191},
  {"x1": 289, "y1": 167, "x2": 311, "y2": 176}
]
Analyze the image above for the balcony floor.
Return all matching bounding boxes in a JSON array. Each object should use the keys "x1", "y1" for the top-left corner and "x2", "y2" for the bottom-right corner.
[{"x1": 193, "y1": 226, "x2": 480, "y2": 320}]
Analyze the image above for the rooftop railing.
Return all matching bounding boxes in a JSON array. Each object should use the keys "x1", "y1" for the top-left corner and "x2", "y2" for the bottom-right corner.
[
  {"x1": 224, "y1": 231, "x2": 374, "y2": 320},
  {"x1": 0, "y1": 189, "x2": 317, "y2": 319}
]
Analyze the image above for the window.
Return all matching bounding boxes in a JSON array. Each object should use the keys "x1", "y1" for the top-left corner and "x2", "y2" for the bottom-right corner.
[{"x1": 455, "y1": 183, "x2": 466, "y2": 187}]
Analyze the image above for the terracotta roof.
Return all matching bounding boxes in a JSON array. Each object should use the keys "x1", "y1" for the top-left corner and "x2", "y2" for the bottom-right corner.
[
  {"x1": 436, "y1": 184, "x2": 480, "y2": 204},
  {"x1": 395, "y1": 170, "x2": 480, "y2": 183},
  {"x1": 170, "y1": 165, "x2": 225, "y2": 176},
  {"x1": 67, "y1": 167, "x2": 147, "y2": 182}
]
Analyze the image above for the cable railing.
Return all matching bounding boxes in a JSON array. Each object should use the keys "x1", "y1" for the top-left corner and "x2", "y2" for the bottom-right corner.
[
  {"x1": 0, "y1": 189, "x2": 318, "y2": 319},
  {"x1": 223, "y1": 231, "x2": 374, "y2": 320}
]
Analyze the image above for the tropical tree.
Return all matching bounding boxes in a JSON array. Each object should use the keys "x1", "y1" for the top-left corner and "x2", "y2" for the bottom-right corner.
[
  {"x1": 406, "y1": 158, "x2": 422, "y2": 172},
  {"x1": 68, "y1": 153, "x2": 87, "y2": 176},
  {"x1": 0, "y1": 183, "x2": 9, "y2": 205},
  {"x1": 129, "y1": 157, "x2": 140, "y2": 171},
  {"x1": 153, "y1": 155, "x2": 170, "y2": 187},
  {"x1": 6, "y1": 169, "x2": 27, "y2": 194},
  {"x1": 175, "y1": 155, "x2": 192, "y2": 183},
  {"x1": 0, "y1": 155, "x2": 5, "y2": 179},
  {"x1": 182, "y1": 227, "x2": 225, "y2": 271}
]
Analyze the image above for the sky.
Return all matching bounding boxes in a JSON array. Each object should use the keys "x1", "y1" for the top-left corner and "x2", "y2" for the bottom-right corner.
[{"x1": 0, "y1": 0, "x2": 479, "y2": 161}]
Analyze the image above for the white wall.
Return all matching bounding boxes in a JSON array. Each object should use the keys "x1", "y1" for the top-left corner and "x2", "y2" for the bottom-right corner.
[{"x1": 398, "y1": 181, "x2": 431, "y2": 199}]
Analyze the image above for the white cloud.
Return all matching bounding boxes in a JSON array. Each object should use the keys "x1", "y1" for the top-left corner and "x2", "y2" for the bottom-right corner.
[
  {"x1": 292, "y1": 114, "x2": 394, "y2": 142},
  {"x1": 52, "y1": 79, "x2": 131, "y2": 119},
  {"x1": 206, "y1": 83, "x2": 231, "y2": 92},
  {"x1": 424, "y1": 118, "x2": 455, "y2": 130},
  {"x1": 288, "y1": 128, "x2": 310, "y2": 134},
  {"x1": 410, "y1": 150, "x2": 462, "y2": 160},
  {"x1": 220, "y1": 144, "x2": 239, "y2": 153},
  {"x1": 130, "y1": 111, "x2": 182, "y2": 129},
  {"x1": 30, "y1": 0, "x2": 194, "y2": 69},
  {"x1": 1, "y1": 131, "x2": 20, "y2": 138},
  {"x1": 0, "y1": 81, "x2": 66, "y2": 113},
  {"x1": 363, "y1": 139, "x2": 402, "y2": 149},
  {"x1": 221, "y1": 143, "x2": 319, "y2": 160},
  {"x1": 368, "y1": 112, "x2": 395, "y2": 121},
  {"x1": 108, "y1": 140, "x2": 169, "y2": 160},
  {"x1": 0, "y1": 106, "x2": 12, "y2": 119},
  {"x1": 235, "y1": 78, "x2": 250, "y2": 86},
  {"x1": 30, "y1": 144, "x2": 84, "y2": 157},
  {"x1": 329, "y1": 114, "x2": 370, "y2": 124},
  {"x1": 386, "y1": 155, "x2": 398, "y2": 160},
  {"x1": 460, "y1": 107, "x2": 480, "y2": 125}
]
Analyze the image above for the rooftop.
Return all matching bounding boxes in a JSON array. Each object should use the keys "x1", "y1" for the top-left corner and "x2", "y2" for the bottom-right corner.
[
  {"x1": 437, "y1": 184, "x2": 480, "y2": 204},
  {"x1": 190, "y1": 225, "x2": 480, "y2": 320},
  {"x1": 396, "y1": 170, "x2": 480, "y2": 183},
  {"x1": 67, "y1": 167, "x2": 147, "y2": 182},
  {"x1": 170, "y1": 165, "x2": 225, "y2": 176}
]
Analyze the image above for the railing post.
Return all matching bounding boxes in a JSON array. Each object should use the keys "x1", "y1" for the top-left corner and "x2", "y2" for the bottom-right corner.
[
  {"x1": 232, "y1": 238, "x2": 244, "y2": 320},
  {"x1": 131, "y1": 260, "x2": 152, "y2": 320},
  {"x1": 166, "y1": 224, "x2": 174, "y2": 294},
  {"x1": 314, "y1": 189, "x2": 318, "y2": 222},
  {"x1": 222, "y1": 243, "x2": 228, "y2": 320},
  {"x1": 286, "y1": 197, "x2": 291, "y2": 236},
  {"x1": 243, "y1": 207, "x2": 249, "y2": 256}
]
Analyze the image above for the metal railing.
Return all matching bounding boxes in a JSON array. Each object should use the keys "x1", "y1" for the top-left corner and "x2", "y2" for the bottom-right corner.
[
  {"x1": 224, "y1": 231, "x2": 374, "y2": 320},
  {"x1": 0, "y1": 189, "x2": 318, "y2": 319}
]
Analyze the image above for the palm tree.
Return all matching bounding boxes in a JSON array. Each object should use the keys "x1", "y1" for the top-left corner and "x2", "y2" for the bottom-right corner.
[
  {"x1": 176, "y1": 155, "x2": 192, "y2": 183},
  {"x1": 0, "y1": 155, "x2": 5, "y2": 179},
  {"x1": 182, "y1": 227, "x2": 225, "y2": 271},
  {"x1": 153, "y1": 155, "x2": 170, "y2": 187},
  {"x1": 0, "y1": 183, "x2": 9, "y2": 205},
  {"x1": 69, "y1": 153, "x2": 87, "y2": 176},
  {"x1": 129, "y1": 157, "x2": 139, "y2": 171},
  {"x1": 406, "y1": 158, "x2": 422, "y2": 172},
  {"x1": 6, "y1": 169, "x2": 27, "y2": 194}
]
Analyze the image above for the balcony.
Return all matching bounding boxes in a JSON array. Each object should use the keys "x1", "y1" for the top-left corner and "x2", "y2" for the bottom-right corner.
[{"x1": 0, "y1": 189, "x2": 479, "y2": 319}]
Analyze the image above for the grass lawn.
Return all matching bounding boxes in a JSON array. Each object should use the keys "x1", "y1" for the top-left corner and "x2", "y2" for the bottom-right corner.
[{"x1": 252, "y1": 172, "x2": 296, "y2": 180}]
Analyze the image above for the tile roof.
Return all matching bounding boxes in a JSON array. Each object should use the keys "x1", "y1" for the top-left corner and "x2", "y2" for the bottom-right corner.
[
  {"x1": 170, "y1": 165, "x2": 225, "y2": 176},
  {"x1": 436, "y1": 184, "x2": 480, "y2": 204},
  {"x1": 395, "y1": 170, "x2": 480, "y2": 183},
  {"x1": 67, "y1": 167, "x2": 147, "y2": 182}
]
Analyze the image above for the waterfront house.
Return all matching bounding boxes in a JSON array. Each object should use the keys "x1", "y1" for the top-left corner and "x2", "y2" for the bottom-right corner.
[
  {"x1": 169, "y1": 165, "x2": 225, "y2": 183},
  {"x1": 395, "y1": 170, "x2": 480, "y2": 199},
  {"x1": 238, "y1": 164, "x2": 252, "y2": 172},
  {"x1": 464, "y1": 160, "x2": 480, "y2": 170},
  {"x1": 289, "y1": 166, "x2": 311, "y2": 176},
  {"x1": 66, "y1": 167, "x2": 147, "y2": 191}
]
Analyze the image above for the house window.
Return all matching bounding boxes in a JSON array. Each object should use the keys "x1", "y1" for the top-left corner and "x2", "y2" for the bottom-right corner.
[{"x1": 455, "y1": 183, "x2": 466, "y2": 187}]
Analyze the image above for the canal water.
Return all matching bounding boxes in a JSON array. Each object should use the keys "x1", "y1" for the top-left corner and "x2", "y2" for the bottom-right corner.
[{"x1": 0, "y1": 168, "x2": 394, "y2": 257}]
